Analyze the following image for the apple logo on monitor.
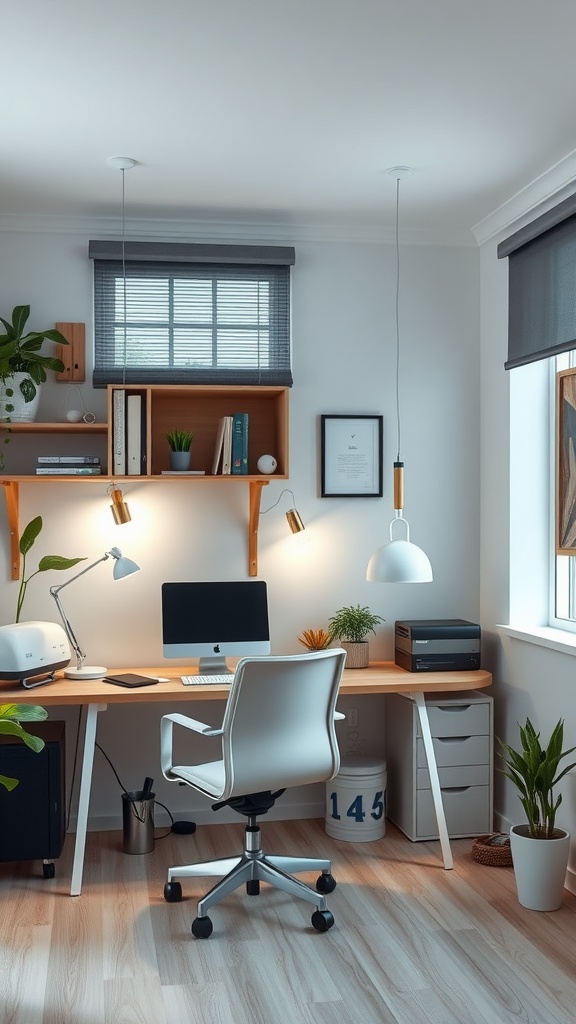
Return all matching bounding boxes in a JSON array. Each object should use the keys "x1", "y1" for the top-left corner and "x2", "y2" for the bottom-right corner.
[{"x1": 213, "y1": 644, "x2": 221, "y2": 653}]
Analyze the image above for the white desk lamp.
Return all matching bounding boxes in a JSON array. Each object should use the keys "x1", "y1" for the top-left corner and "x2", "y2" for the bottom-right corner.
[{"x1": 50, "y1": 546, "x2": 140, "y2": 679}]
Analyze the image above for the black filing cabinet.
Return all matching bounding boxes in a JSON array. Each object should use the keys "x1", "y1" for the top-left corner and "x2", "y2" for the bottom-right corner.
[{"x1": 0, "y1": 720, "x2": 65, "y2": 875}]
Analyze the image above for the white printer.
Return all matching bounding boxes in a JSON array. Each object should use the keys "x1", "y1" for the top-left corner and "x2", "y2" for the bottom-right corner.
[{"x1": 0, "y1": 621, "x2": 71, "y2": 686}]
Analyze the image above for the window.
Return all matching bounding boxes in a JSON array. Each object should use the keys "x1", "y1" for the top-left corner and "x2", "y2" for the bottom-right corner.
[
  {"x1": 89, "y1": 241, "x2": 294, "y2": 387},
  {"x1": 499, "y1": 194, "x2": 576, "y2": 635}
]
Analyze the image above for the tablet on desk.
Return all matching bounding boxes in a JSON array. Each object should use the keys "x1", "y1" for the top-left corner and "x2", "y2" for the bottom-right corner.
[{"x1": 103, "y1": 673, "x2": 159, "y2": 688}]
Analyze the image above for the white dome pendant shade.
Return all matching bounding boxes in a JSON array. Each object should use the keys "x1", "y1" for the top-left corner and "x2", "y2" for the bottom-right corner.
[{"x1": 367, "y1": 462, "x2": 432, "y2": 583}]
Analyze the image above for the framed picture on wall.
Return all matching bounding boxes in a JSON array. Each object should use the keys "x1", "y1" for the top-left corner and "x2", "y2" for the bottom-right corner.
[
  {"x1": 320, "y1": 414, "x2": 383, "y2": 497},
  {"x1": 556, "y1": 367, "x2": 576, "y2": 553}
]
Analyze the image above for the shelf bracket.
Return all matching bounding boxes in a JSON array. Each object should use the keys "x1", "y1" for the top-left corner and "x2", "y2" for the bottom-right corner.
[
  {"x1": 249, "y1": 480, "x2": 268, "y2": 577},
  {"x1": 2, "y1": 481, "x2": 20, "y2": 580}
]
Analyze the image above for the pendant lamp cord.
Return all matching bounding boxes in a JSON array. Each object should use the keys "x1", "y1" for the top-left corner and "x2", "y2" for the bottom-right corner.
[
  {"x1": 121, "y1": 168, "x2": 127, "y2": 386},
  {"x1": 394, "y1": 175, "x2": 401, "y2": 464}
]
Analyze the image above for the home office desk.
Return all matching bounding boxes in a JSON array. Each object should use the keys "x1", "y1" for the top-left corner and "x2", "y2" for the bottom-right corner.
[{"x1": 0, "y1": 663, "x2": 492, "y2": 895}]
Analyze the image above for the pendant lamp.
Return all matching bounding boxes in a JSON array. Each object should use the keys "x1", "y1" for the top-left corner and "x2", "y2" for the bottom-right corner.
[{"x1": 366, "y1": 168, "x2": 433, "y2": 584}]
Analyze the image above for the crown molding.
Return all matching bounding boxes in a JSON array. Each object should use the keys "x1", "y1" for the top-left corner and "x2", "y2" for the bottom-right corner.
[
  {"x1": 0, "y1": 212, "x2": 475, "y2": 248},
  {"x1": 472, "y1": 148, "x2": 576, "y2": 246}
]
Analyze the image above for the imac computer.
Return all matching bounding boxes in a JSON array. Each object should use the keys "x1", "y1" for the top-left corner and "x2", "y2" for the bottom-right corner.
[{"x1": 161, "y1": 580, "x2": 270, "y2": 675}]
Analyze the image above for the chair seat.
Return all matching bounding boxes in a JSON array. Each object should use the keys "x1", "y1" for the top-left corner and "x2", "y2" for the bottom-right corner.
[{"x1": 171, "y1": 761, "x2": 225, "y2": 797}]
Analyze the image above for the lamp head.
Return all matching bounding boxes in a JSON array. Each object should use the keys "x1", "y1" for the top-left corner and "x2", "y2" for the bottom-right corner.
[
  {"x1": 109, "y1": 486, "x2": 131, "y2": 525},
  {"x1": 366, "y1": 516, "x2": 433, "y2": 583},
  {"x1": 109, "y1": 547, "x2": 140, "y2": 580}
]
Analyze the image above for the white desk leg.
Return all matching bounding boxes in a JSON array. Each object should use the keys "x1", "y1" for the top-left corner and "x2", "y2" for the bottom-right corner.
[
  {"x1": 70, "y1": 703, "x2": 107, "y2": 896},
  {"x1": 412, "y1": 692, "x2": 453, "y2": 870}
]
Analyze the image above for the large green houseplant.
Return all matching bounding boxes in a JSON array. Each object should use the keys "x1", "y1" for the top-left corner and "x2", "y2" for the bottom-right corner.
[
  {"x1": 499, "y1": 717, "x2": 576, "y2": 910},
  {"x1": 0, "y1": 305, "x2": 68, "y2": 420},
  {"x1": 16, "y1": 515, "x2": 85, "y2": 622},
  {"x1": 328, "y1": 604, "x2": 384, "y2": 669},
  {"x1": 0, "y1": 704, "x2": 48, "y2": 791}
]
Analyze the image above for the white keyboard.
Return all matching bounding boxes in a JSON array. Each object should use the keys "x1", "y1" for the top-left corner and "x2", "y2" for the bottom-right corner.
[{"x1": 181, "y1": 673, "x2": 234, "y2": 686}]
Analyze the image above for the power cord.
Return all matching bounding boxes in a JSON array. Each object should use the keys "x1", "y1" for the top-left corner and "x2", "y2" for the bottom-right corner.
[{"x1": 95, "y1": 742, "x2": 175, "y2": 839}]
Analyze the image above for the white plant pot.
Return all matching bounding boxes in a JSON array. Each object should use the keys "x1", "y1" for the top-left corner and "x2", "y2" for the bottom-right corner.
[
  {"x1": 510, "y1": 824, "x2": 570, "y2": 911},
  {"x1": 341, "y1": 641, "x2": 369, "y2": 669},
  {"x1": 0, "y1": 373, "x2": 41, "y2": 422}
]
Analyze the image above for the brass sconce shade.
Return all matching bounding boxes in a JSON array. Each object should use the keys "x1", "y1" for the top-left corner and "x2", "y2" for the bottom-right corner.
[
  {"x1": 286, "y1": 507, "x2": 305, "y2": 534},
  {"x1": 109, "y1": 486, "x2": 131, "y2": 525}
]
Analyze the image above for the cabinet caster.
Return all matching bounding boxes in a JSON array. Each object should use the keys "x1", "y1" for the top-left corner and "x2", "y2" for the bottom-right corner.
[{"x1": 42, "y1": 862, "x2": 55, "y2": 879}]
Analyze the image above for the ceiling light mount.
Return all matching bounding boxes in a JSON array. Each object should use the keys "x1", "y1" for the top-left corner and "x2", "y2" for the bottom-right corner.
[
  {"x1": 108, "y1": 157, "x2": 136, "y2": 171},
  {"x1": 386, "y1": 166, "x2": 413, "y2": 179}
]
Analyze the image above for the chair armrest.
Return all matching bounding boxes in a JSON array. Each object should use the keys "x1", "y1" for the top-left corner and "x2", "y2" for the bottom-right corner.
[
  {"x1": 160, "y1": 713, "x2": 223, "y2": 779},
  {"x1": 162, "y1": 712, "x2": 222, "y2": 737},
  {"x1": 334, "y1": 711, "x2": 346, "y2": 721}
]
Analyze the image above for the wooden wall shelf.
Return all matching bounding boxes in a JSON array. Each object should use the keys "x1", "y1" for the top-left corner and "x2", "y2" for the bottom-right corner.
[{"x1": 0, "y1": 384, "x2": 289, "y2": 580}]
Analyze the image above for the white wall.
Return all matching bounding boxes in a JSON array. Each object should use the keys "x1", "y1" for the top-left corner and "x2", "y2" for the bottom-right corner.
[{"x1": 0, "y1": 224, "x2": 480, "y2": 828}]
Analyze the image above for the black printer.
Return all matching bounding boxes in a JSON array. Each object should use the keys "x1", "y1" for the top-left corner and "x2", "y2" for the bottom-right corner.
[{"x1": 394, "y1": 619, "x2": 481, "y2": 672}]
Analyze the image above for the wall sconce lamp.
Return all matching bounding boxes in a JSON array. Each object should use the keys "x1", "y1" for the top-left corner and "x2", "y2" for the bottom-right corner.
[
  {"x1": 261, "y1": 489, "x2": 305, "y2": 534},
  {"x1": 50, "y1": 547, "x2": 140, "y2": 679},
  {"x1": 109, "y1": 484, "x2": 131, "y2": 525},
  {"x1": 366, "y1": 167, "x2": 433, "y2": 584}
]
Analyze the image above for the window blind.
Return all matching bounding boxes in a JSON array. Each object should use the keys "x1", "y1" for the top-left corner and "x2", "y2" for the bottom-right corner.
[
  {"x1": 89, "y1": 241, "x2": 295, "y2": 387},
  {"x1": 498, "y1": 193, "x2": 576, "y2": 370}
]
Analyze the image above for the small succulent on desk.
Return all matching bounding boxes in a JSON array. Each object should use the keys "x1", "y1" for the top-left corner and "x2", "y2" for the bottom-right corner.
[
  {"x1": 16, "y1": 515, "x2": 86, "y2": 623},
  {"x1": 0, "y1": 703, "x2": 48, "y2": 790},
  {"x1": 163, "y1": 428, "x2": 195, "y2": 452},
  {"x1": 297, "y1": 628, "x2": 334, "y2": 651}
]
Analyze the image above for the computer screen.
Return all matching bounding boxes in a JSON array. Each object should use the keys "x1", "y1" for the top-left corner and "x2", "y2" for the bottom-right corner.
[{"x1": 161, "y1": 580, "x2": 270, "y2": 674}]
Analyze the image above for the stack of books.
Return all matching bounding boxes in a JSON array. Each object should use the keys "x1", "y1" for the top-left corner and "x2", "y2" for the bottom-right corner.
[
  {"x1": 212, "y1": 413, "x2": 249, "y2": 475},
  {"x1": 35, "y1": 456, "x2": 102, "y2": 475}
]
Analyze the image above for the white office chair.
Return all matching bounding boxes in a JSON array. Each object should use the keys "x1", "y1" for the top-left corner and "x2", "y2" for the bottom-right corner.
[{"x1": 160, "y1": 648, "x2": 347, "y2": 938}]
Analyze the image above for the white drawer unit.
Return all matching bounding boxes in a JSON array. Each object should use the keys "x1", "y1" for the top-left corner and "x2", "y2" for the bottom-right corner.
[{"x1": 385, "y1": 690, "x2": 493, "y2": 841}]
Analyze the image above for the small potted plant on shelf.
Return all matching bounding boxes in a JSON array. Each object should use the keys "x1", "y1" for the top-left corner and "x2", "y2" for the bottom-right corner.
[
  {"x1": 297, "y1": 628, "x2": 334, "y2": 651},
  {"x1": 163, "y1": 428, "x2": 195, "y2": 471},
  {"x1": 328, "y1": 604, "x2": 384, "y2": 669},
  {"x1": 0, "y1": 305, "x2": 68, "y2": 422},
  {"x1": 498, "y1": 716, "x2": 576, "y2": 911}
]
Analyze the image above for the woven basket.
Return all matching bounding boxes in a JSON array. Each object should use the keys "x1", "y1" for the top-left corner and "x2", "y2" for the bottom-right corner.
[{"x1": 472, "y1": 833, "x2": 513, "y2": 867}]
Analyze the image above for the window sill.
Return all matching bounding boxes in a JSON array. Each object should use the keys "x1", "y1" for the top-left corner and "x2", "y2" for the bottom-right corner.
[{"x1": 498, "y1": 624, "x2": 576, "y2": 656}]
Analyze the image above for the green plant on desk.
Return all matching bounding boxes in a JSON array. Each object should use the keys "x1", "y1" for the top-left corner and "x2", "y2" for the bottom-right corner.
[
  {"x1": 16, "y1": 515, "x2": 86, "y2": 622},
  {"x1": 0, "y1": 703, "x2": 48, "y2": 790}
]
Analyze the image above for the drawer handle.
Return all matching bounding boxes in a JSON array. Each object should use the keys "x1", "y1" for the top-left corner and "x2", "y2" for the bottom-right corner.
[
  {"x1": 441, "y1": 787, "x2": 470, "y2": 794},
  {"x1": 437, "y1": 705, "x2": 472, "y2": 713},
  {"x1": 436, "y1": 735, "x2": 471, "y2": 744}
]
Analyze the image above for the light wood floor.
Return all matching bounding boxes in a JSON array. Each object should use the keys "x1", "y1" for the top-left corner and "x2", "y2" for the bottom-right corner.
[{"x1": 1, "y1": 818, "x2": 575, "y2": 1024}]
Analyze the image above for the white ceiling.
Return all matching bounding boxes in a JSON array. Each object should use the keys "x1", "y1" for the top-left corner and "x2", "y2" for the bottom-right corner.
[{"x1": 3, "y1": 0, "x2": 576, "y2": 241}]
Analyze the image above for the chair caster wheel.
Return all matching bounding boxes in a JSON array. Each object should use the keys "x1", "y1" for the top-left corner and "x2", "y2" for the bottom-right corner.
[
  {"x1": 192, "y1": 916, "x2": 213, "y2": 938},
  {"x1": 164, "y1": 881, "x2": 183, "y2": 902},
  {"x1": 246, "y1": 880, "x2": 260, "y2": 895},
  {"x1": 311, "y1": 909, "x2": 334, "y2": 932},
  {"x1": 43, "y1": 863, "x2": 55, "y2": 879},
  {"x1": 316, "y1": 872, "x2": 336, "y2": 894}
]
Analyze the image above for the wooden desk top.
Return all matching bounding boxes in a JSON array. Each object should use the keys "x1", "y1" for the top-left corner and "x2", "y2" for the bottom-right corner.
[{"x1": 0, "y1": 662, "x2": 492, "y2": 706}]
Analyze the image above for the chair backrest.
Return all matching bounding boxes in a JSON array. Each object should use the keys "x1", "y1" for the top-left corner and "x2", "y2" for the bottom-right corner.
[{"x1": 217, "y1": 648, "x2": 347, "y2": 802}]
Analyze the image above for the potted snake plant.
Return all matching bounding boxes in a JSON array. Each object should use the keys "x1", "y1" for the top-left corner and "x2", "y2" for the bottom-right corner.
[{"x1": 499, "y1": 717, "x2": 576, "y2": 911}]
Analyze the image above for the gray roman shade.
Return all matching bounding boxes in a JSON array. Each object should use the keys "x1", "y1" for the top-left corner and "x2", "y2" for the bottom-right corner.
[
  {"x1": 89, "y1": 241, "x2": 295, "y2": 387},
  {"x1": 498, "y1": 193, "x2": 576, "y2": 370}
]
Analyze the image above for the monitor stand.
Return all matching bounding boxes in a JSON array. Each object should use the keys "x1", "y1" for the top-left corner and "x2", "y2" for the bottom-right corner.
[{"x1": 198, "y1": 656, "x2": 233, "y2": 676}]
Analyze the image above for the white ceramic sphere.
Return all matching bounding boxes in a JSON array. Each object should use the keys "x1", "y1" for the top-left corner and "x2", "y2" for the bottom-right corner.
[
  {"x1": 66, "y1": 410, "x2": 83, "y2": 423},
  {"x1": 257, "y1": 454, "x2": 277, "y2": 474}
]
